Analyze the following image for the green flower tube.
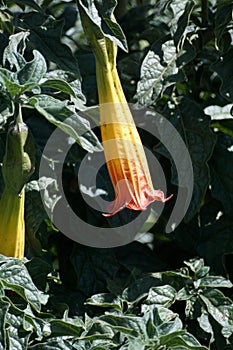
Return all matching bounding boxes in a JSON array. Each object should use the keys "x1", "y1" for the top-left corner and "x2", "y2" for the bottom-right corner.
[{"x1": 0, "y1": 119, "x2": 35, "y2": 259}]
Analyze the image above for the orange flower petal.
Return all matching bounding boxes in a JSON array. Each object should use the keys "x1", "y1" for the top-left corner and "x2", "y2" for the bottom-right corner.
[{"x1": 102, "y1": 159, "x2": 173, "y2": 217}]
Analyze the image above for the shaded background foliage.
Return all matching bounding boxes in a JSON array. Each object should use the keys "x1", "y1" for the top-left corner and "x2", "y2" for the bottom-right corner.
[{"x1": 0, "y1": 0, "x2": 233, "y2": 349}]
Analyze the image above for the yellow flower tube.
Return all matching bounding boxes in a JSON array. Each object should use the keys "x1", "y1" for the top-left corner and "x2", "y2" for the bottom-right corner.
[
  {"x1": 79, "y1": 8, "x2": 172, "y2": 216},
  {"x1": 0, "y1": 188, "x2": 25, "y2": 259}
]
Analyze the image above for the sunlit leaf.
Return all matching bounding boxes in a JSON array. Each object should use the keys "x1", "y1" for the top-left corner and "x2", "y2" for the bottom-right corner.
[
  {"x1": 17, "y1": 50, "x2": 47, "y2": 85},
  {"x1": 136, "y1": 39, "x2": 180, "y2": 105},
  {"x1": 29, "y1": 95, "x2": 102, "y2": 153},
  {"x1": 18, "y1": 12, "x2": 84, "y2": 100},
  {"x1": 3, "y1": 31, "x2": 28, "y2": 70},
  {"x1": 0, "y1": 258, "x2": 48, "y2": 312},
  {"x1": 77, "y1": 0, "x2": 128, "y2": 52}
]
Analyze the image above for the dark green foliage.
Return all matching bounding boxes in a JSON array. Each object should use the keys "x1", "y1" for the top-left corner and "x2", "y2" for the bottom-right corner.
[{"x1": 0, "y1": 0, "x2": 233, "y2": 349}]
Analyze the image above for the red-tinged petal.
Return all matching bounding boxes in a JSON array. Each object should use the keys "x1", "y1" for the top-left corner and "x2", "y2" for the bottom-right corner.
[
  {"x1": 154, "y1": 190, "x2": 174, "y2": 202},
  {"x1": 102, "y1": 175, "x2": 173, "y2": 217},
  {"x1": 102, "y1": 179, "x2": 132, "y2": 217}
]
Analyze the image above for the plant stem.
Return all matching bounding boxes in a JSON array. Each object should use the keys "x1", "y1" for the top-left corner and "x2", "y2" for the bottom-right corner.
[
  {"x1": 14, "y1": 97, "x2": 23, "y2": 124},
  {"x1": 17, "y1": 104, "x2": 23, "y2": 123},
  {"x1": 201, "y1": 0, "x2": 209, "y2": 26}
]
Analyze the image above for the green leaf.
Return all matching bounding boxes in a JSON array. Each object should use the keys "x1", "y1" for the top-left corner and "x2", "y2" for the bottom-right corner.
[
  {"x1": 25, "y1": 178, "x2": 58, "y2": 257},
  {"x1": 210, "y1": 136, "x2": 233, "y2": 215},
  {"x1": 43, "y1": 70, "x2": 85, "y2": 104},
  {"x1": 3, "y1": 31, "x2": 28, "y2": 70},
  {"x1": 211, "y1": 120, "x2": 233, "y2": 137},
  {"x1": 70, "y1": 246, "x2": 119, "y2": 297},
  {"x1": 18, "y1": 12, "x2": 83, "y2": 84},
  {"x1": 29, "y1": 95, "x2": 102, "y2": 153},
  {"x1": 145, "y1": 285, "x2": 177, "y2": 307},
  {"x1": 0, "y1": 92, "x2": 13, "y2": 126},
  {"x1": 184, "y1": 258, "x2": 206, "y2": 274},
  {"x1": 40, "y1": 79, "x2": 77, "y2": 98},
  {"x1": 214, "y1": 0, "x2": 233, "y2": 52},
  {"x1": 145, "y1": 306, "x2": 183, "y2": 338},
  {"x1": 100, "y1": 314, "x2": 146, "y2": 336},
  {"x1": 169, "y1": 0, "x2": 195, "y2": 47},
  {"x1": 22, "y1": 313, "x2": 47, "y2": 342},
  {"x1": 136, "y1": 39, "x2": 179, "y2": 105},
  {"x1": 198, "y1": 276, "x2": 232, "y2": 289},
  {"x1": 0, "y1": 66, "x2": 41, "y2": 97},
  {"x1": 78, "y1": 319, "x2": 114, "y2": 341},
  {"x1": 77, "y1": 0, "x2": 128, "y2": 52},
  {"x1": 176, "y1": 39, "x2": 196, "y2": 67},
  {"x1": 0, "y1": 8, "x2": 14, "y2": 32},
  {"x1": 17, "y1": 50, "x2": 47, "y2": 85},
  {"x1": 162, "y1": 270, "x2": 191, "y2": 290},
  {"x1": 211, "y1": 48, "x2": 233, "y2": 102},
  {"x1": 183, "y1": 258, "x2": 211, "y2": 280},
  {"x1": 176, "y1": 287, "x2": 193, "y2": 301},
  {"x1": 0, "y1": 299, "x2": 10, "y2": 350},
  {"x1": 205, "y1": 104, "x2": 233, "y2": 121},
  {"x1": 49, "y1": 319, "x2": 83, "y2": 337},
  {"x1": 0, "y1": 68, "x2": 22, "y2": 97},
  {"x1": 200, "y1": 289, "x2": 233, "y2": 338},
  {"x1": 151, "y1": 305, "x2": 180, "y2": 325},
  {"x1": 122, "y1": 274, "x2": 162, "y2": 302},
  {"x1": 28, "y1": 339, "x2": 74, "y2": 350},
  {"x1": 8, "y1": 0, "x2": 42, "y2": 11},
  {"x1": 157, "y1": 98, "x2": 216, "y2": 220},
  {"x1": 123, "y1": 339, "x2": 146, "y2": 350},
  {"x1": 197, "y1": 309, "x2": 215, "y2": 345},
  {"x1": 0, "y1": 258, "x2": 47, "y2": 312},
  {"x1": 198, "y1": 216, "x2": 233, "y2": 274},
  {"x1": 26, "y1": 177, "x2": 61, "y2": 226},
  {"x1": 86, "y1": 293, "x2": 122, "y2": 311},
  {"x1": 0, "y1": 138, "x2": 5, "y2": 198},
  {"x1": 114, "y1": 241, "x2": 168, "y2": 275},
  {"x1": 5, "y1": 308, "x2": 30, "y2": 350},
  {"x1": 26, "y1": 257, "x2": 52, "y2": 291},
  {"x1": 160, "y1": 330, "x2": 209, "y2": 349},
  {"x1": 184, "y1": 258, "x2": 213, "y2": 283},
  {"x1": 25, "y1": 198, "x2": 46, "y2": 256},
  {"x1": 205, "y1": 104, "x2": 233, "y2": 137}
]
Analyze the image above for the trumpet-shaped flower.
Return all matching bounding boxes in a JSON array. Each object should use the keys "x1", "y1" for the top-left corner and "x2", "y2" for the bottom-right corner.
[
  {"x1": 79, "y1": 10, "x2": 172, "y2": 216},
  {"x1": 96, "y1": 53, "x2": 172, "y2": 216}
]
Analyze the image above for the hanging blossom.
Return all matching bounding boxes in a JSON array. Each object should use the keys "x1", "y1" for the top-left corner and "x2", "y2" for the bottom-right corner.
[{"x1": 79, "y1": 9, "x2": 173, "y2": 216}]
